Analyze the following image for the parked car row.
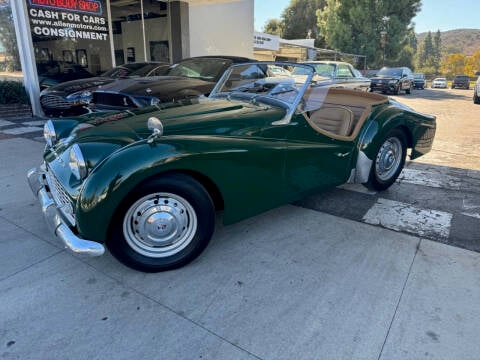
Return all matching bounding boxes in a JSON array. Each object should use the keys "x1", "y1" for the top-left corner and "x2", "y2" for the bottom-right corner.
[
  {"x1": 39, "y1": 58, "x2": 372, "y2": 116},
  {"x1": 28, "y1": 60, "x2": 437, "y2": 272}
]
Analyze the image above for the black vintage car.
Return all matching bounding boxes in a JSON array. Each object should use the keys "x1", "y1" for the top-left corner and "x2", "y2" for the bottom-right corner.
[
  {"x1": 452, "y1": 75, "x2": 470, "y2": 89},
  {"x1": 88, "y1": 56, "x2": 255, "y2": 112},
  {"x1": 413, "y1": 73, "x2": 426, "y2": 89},
  {"x1": 39, "y1": 62, "x2": 170, "y2": 116},
  {"x1": 370, "y1": 67, "x2": 414, "y2": 95},
  {"x1": 38, "y1": 61, "x2": 94, "y2": 90}
]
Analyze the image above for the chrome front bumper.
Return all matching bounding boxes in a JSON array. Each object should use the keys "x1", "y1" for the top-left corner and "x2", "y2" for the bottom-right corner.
[{"x1": 27, "y1": 165, "x2": 105, "y2": 257}]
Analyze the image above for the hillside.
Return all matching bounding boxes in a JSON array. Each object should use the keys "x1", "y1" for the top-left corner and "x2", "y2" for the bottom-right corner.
[{"x1": 416, "y1": 29, "x2": 480, "y2": 56}]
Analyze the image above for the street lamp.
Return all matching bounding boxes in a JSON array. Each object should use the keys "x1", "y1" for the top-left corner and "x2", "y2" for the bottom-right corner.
[
  {"x1": 380, "y1": 16, "x2": 390, "y2": 67},
  {"x1": 380, "y1": 30, "x2": 387, "y2": 66}
]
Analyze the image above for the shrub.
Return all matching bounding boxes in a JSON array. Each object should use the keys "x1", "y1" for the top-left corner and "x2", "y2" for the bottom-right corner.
[{"x1": 0, "y1": 80, "x2": 30, "y2": 104}]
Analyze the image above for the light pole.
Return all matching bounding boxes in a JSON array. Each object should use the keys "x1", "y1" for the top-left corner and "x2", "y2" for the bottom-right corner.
[
  {"x1": 380, "y1": 30, "x2": 387, "y2": 66},
  {"x1": 380, "y1": 16, "x2": 390, "y2": 67}
]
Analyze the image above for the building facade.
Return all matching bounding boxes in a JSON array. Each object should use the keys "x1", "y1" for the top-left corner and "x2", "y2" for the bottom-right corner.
[{"x1": 0, "y1": 0, "x2": 253, "y2": 115}]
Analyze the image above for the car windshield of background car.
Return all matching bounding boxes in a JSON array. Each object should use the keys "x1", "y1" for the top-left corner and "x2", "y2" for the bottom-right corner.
[
  {"x1": 378, "y1": 68, "x2": 402, "y2": 77},
  {"x1": 167, "y1": 59, "x2": 230, "y2": 81},
  {"x1": 291, "y1": 63, "x2": 335, "y2": 78}
]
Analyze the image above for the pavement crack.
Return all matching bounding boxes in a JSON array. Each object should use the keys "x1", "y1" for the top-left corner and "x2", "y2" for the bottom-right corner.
[{"x1": 377, "y1": 238, "x2": 422, "y2": 360}]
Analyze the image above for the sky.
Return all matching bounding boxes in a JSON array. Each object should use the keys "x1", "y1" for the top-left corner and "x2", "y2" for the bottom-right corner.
[{"x1": 254, "y1": 0, "x2": 480, "y2": 34}]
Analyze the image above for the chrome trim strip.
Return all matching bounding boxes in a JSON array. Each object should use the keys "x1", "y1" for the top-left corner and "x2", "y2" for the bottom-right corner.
[{"x1": 27, "y1": 166, "x2": 105, "y2": 257}]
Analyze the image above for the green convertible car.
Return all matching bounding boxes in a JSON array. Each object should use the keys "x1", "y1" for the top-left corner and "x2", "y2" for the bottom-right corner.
[{"x1": 28, "y1": 62, "x2": 436, "y2": 272}]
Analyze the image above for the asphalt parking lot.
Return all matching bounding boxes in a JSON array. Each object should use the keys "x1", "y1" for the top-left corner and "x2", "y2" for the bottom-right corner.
[{"x1": 1, "y1": 88, "x2": 479, "y2": 359}]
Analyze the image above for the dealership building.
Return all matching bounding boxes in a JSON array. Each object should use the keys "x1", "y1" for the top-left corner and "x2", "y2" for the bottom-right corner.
[{"x1": 1, "y1": 0, "x2": 254, "y2": 116}]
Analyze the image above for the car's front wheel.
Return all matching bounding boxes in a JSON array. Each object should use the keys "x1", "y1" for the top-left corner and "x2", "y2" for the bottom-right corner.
[
  {"x1": 107, "y1": 173, "x2": 215, "y2": 272},
  {"x1": 474, "y1": 89, "x2": 480, "y2": 104},
  {"x1": 364, "y1": 129, "x2": 407, "y2": 191}
]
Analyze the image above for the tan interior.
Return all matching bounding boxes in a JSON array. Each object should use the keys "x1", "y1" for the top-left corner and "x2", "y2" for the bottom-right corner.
[{"x1": 302, "y1": 87, "x2": 388, "y2": 141}]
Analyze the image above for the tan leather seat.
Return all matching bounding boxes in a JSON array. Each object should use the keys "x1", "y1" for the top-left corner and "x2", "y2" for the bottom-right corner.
[{"x1": 308, "y1": 106, "x2": 354, "y2": 137}]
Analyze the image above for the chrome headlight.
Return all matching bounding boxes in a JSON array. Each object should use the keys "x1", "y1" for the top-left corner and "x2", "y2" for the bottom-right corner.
[
  {"x1": 69, "y1": 144, "x2": 87, "y2": 180},
  {"x1": 43, "y1": 120, "x2": 57, "y2": 147},
  {"x1": 388, "y1": 79, "x2": 399, "y2": 84}
]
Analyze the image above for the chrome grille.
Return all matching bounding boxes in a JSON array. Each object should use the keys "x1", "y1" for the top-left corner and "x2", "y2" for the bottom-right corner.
[
  {"x1": 45, "y1": 166, "x2": 76, "y2": 225},
  {"x1": 40, "y1": 95, "x2": 72, "y2": 109}
]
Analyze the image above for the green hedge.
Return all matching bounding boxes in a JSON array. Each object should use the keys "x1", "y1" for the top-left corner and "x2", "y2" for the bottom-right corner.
[{"x1": 0, "y1": 81, "x2": 30, "y2": 105}]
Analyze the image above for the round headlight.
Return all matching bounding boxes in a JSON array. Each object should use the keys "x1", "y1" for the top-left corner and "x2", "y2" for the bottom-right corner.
[
  {"x1": 43, "y1": 120, "x2": 57, "y2": 147},
  {"x1": 69, "y1": 144, "x2": 87, "y2": 180}
]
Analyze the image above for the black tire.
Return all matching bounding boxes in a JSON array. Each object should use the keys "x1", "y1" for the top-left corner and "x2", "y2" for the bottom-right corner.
[
  {"x1": 474, "y1": 90, "x2": 480, "y2": 104},
  {"x1": 107, "y1": 173, "x2": 215, "y2": 272},
  {"x1": 363, "y1": 129, "x2": 407, "y2": 191},
  {"x1": 405, "y1": 83, "x2": 412, "y2": 94},
  {"x1": 392, "y1": 85, "x2": 399, "y2": 95}
]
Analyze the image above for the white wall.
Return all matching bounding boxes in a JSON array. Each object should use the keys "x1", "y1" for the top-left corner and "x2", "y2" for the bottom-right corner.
[{"x1": 188, "y1": 0, "x2": 253, "y2": 58}]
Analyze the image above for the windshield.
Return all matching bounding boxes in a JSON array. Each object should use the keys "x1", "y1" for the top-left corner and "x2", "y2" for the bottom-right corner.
[
  {"x1": 414, "y1": 73, "x2": 424, "y2": 79},
  {"x1": 292, "y1": 62, "x2": 336, "y2": 78},
  {"x1": 210, "y1": 62, "x2": 314, "y2": 108},
  {"x1": 377, "y1": 68, "x2": 402, "y2": 77},
  {"x1": 101, "y1": 63, "x2": 166, "y2": 78},
  {"x1": 166, "y1": 58, "x2": 232, "y2": 81}
]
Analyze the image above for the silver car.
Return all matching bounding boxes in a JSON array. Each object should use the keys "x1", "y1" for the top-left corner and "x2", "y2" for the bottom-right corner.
[
  {"x1": 432, "y1": 78, "x2": 447, "y2": 88},
  {"x1": 473, "y1": 71, "x2": 480, "y2": 104},
  {"x1": 292, "y1": 61, "x2": 371, "y2": 91}
]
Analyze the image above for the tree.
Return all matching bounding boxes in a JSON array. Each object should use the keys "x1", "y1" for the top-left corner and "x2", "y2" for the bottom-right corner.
[
  {"x1": 415, "y1": 30, "x2": 443, "y2": 76},
  {"x1": 317, "y1": 0, "x2": 422, "y2": 68},
  {"x1": 282, "y1": 0, "x2": 326, "y2": 47},
  {"x1": 263, "y1": 18, "x2": 284, "y2": 37},
  {"x1": 441, "y1": 53, "x2": 468, "y2": 78},
  {"x1": 0, "y1": 1, "x2": 21, "y2": 71}
]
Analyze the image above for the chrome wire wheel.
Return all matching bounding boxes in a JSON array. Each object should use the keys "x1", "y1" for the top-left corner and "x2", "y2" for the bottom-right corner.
[
  {"x1": 375, "y1": 137, "x2": 403, "y2": 182},
  {"x1": 123, "y1": 192, "x2": 197, "y2": 258}
]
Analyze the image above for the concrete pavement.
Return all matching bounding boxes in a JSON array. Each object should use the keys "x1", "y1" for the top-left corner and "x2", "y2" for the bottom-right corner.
[{"x1": 1, "y1": 136, "x2": 480, "y2": 360}]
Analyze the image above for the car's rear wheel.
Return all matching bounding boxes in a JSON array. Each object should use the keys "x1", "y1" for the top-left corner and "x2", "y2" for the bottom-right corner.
[
  {"x1": 107, "y1": 173, "x2": 215, "y2": 272},
  {"x1": 474, "y1": 90, "x2": 480, "y2": 104},
  {"x1": 364, "y1": 129, "x2": 407, "y2": 191}
]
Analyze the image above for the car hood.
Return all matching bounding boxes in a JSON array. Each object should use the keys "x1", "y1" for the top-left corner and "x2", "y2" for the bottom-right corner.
[
  {"x1": 371, "y1": 75, "x2": 400, "y2": 80},
  {"x1": 60, "y1": 98, "x2": 286, "y2": 148},
  {"x1": 42, "y1": 77, "x2": 116, "y2": 94},
  {"x1": 93, "y1": 76, "x2": 215, "y2": 98}
]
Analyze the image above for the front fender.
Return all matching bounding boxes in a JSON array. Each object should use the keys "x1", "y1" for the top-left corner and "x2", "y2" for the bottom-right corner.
[{"x1": 76, "y1": 136, "x2": 286, "y2": 242}]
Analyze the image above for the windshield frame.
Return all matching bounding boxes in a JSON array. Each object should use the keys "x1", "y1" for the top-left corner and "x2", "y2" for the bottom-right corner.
[{"x1": 210, "y1": 61, "x2": 315, "y2": 125}]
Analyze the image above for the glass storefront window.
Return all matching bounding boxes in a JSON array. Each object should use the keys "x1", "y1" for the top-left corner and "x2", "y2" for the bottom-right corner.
[
  {"x1": 0, "y1": 0, "x2": 22, "y2": 80},
  {"x1": 27, "y1": 0, "x2": 112, "y2": 89},
  {"x1": 25, "y1": 0, "x2": 171, "y2": 90}
]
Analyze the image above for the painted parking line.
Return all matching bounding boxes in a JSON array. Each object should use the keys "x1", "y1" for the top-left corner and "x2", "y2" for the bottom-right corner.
[
  {"x1": 398, "y1": 167, "x2": 462, "y2": 190},
  {"x1": 22, "y1": 120, "x2": 46, "y2": 127},
  {"x1": 0, "y1": 120, "x2": 15, "y2": 128},
  {"x1": 363, "y1": 198, "x2": 453, "y2": 239},
  {"x1": 1, "y1": 127, "x2": 43, "y2": 135}
]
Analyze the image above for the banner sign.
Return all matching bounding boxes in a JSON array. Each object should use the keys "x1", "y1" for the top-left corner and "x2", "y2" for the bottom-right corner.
[
  {"x1": 29, "y1": 0, "x2": 102, "y2": 15},
  {"x1": 28, "y1": 0, "x2": 108, "y2": 41},
  {"x1": 254, "y1": 32, "x2": 279, "y2": 51}
]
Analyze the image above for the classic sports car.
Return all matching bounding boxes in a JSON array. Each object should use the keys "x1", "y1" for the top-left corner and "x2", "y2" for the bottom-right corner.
[
  {"x1": 291, "y1": 61, "x2": 371, "y2": 91},
  {"x1": 39, "y1": 62, "x2": 170, "y2": 116},
  {"x1": 27, "y1": 62, "x2": 436, "y2": 272},
  {"x1": 88, "y1": 56, "x2": 255, "y2": 112}
]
